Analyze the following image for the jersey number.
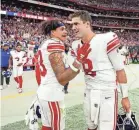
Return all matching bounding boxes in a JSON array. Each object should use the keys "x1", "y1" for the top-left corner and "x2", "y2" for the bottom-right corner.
[
  {"x1": 15, "y1": 57, "x2": 19, "y2": 61},
  {"x1": 36, "y1": 50, "x2": 47, "y2": 77},
  {"x1": 82, "y1": 59, "x2": 96, "y2": 77}
]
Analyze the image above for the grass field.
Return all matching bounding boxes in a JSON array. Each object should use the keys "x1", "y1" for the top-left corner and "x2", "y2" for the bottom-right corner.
[{"x1": 1, "y1": 88, "x2": 139, "y2": 130}]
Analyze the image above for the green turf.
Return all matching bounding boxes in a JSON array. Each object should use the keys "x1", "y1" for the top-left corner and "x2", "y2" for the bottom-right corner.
[
  {"x1": 1, "y1": 89, "x2": 139, "y2": 130},
  {"x1": 131, "y1": 62, "x2": 139, "y2": 64}
]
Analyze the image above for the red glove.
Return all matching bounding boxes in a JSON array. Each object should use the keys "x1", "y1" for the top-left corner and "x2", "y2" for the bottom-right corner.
[{"x1": 76, "y1": 43, "x2": 91, "y2": 63}]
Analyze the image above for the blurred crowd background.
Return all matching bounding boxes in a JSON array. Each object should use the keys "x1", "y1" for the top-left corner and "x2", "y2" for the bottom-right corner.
[{"x1": 1, "y1": 0, "x2": 139, "y2": 63}]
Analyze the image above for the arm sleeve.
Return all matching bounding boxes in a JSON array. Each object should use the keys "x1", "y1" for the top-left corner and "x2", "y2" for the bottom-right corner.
[
  {"x1": 108, "y1": 48, "x2": 124, "y2": 71},
  {"x1": 107, "y1": 33, "x2": 120, "y2": 54}
]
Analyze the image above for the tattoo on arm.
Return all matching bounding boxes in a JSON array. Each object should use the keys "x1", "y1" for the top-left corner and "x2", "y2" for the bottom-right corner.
[
  {"x1": 49, "y1": 52, "x2": 65, "y2": 75},
  {"x1": 49, "y1": 52, "x2": 79, "y2": 86}
]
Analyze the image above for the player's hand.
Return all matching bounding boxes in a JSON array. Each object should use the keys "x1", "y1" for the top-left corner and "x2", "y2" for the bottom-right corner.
[
  {"x1": 76, "y1": 43, "x2": 91, "y2": 63},
  {"x1": 17, "y1": 63, "x2": 23, "y2": 66},
  {"x1": 121, "y1": 97, "x2": 131, "y2": 113}
]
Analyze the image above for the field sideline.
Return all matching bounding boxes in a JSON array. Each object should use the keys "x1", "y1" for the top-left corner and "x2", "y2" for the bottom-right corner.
[
  {"x1": 1, "y1": 88, "x2": 139, "y2": 130},
  {"x1": 1, "y1": 64, "x2": 139, "y2": 130}
]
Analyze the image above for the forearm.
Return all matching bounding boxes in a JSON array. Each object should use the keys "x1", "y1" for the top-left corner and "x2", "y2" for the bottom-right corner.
[
  {"x1": 116, "y1": 69, "x2": 127, "y2": 83},
  {"x1": 116, "y1": 69, "x2": 128, "y2": 98},
  {"x1": 56, "y1": 60, "x2": 80, "y2": 86},
  {"x1": 57, "y1": 67, "x2": 79, "y2": 86},
  {"x1": 49, "y1": 52, "x2": 81, "y2": 86}
]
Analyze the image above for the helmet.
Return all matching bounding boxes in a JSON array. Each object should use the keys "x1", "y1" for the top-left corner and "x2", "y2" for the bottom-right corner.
[
  {"x1": 2, "y1": 70, "x2": 12, "y2": 78},
  {"x1": 116, "y1": 112, "x2": 139, "y2": 130},
  {"x1": 2, "y1": 71, "x2": 6, "y2": 76}
]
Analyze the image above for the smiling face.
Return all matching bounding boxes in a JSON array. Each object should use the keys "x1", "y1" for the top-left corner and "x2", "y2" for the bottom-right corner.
[
  {"x1": 71, "y1": 17, "x2": 90, "y2": 38},
  {"x1": 70, "y1": 11, "x2": 92, "y2": 39},
  {"x1": 51, "y1": 26, "x2": 68, "y2": 42}
]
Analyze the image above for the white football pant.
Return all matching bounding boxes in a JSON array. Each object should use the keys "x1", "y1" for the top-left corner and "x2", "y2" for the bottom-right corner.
[
  {"x1": 38, "y1": 98, "x2": 65, "y2": 130},
  {"x1": 13, "y1": 66, "x2": 23, "y2": 77},
  {"x1": 84, "y1": 88, "x2": 118, "y2": 130}
]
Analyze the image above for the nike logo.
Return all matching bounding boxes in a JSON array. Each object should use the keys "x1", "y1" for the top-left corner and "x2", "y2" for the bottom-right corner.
[{"x1": 105, "y1": 97, "x2": 111, "y2": 99}]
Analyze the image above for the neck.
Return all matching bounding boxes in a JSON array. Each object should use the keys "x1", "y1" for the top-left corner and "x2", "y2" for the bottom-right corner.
[
  {"x1": 82, "y1": 31, "x2": 95, "y2": 43},
  {"x1": 51, "y1": 36, "x2": 59, "y2": 41}
]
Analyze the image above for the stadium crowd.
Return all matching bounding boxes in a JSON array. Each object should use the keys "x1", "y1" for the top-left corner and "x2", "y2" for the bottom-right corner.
[
  {"x1": 1, "y1": 0, "x2": 139, "y2": 61},
  {"x1": 2, "y1": 0, "x2": 139, "y2": 18},
  {"x1": 1, "y1": 16, "x2": 139, "y2": 47},
  {"x1": 67, "y1": 0, "x2": 139, "y2": 10},
  {"x1": 36, "y1": 0, "x2": 139, "y2": 16}
]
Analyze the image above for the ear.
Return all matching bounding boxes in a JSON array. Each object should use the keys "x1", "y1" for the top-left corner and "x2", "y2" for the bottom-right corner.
[
  {"x1": 51, "y1": 29, "x2": 57, "y2": 36},
  {"x1": 51, "y1": 30, "x2": 55, "y2": 36},
  {"x1": 86, "y1": 21, "x2": 91, "y2": 27}
]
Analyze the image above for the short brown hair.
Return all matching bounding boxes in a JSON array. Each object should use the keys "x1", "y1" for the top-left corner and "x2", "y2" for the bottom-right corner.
[{"x1": 70, "y1": 10, "x2": 92, "y2": 24}]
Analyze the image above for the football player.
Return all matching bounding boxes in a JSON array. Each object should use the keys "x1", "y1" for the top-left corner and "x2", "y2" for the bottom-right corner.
[
  {"x1": 27, "y1": 40, "x2": 35, "y2": 58},
  {"x1": 36, "y1": 20, "x2": 91, "y2": 130},
  {"x1": 9, "y1": 43, "x2": 27, "y2": 93},
  {"x1": 70, "y1": 11, "x2": 130, "y2": 130}
]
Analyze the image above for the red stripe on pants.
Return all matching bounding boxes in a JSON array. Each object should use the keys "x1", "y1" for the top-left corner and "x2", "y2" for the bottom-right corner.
[
  {"x1": 113, "y1": 89, "x2": 118, "y2": 130},
  {"x1": 48, "y1": 102, "x2": 60, "y2": 130},
  {"x1": 41, "y1": 126, "x2": 51, "y2": 130},
  {"x1": 56, "y1": 102, "x2": 61, "y2": 130}
]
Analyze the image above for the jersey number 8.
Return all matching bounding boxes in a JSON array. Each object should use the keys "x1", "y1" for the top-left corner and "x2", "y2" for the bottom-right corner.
[{"x1": 82, "y1": 59, "x2": 96, "y2": 77}]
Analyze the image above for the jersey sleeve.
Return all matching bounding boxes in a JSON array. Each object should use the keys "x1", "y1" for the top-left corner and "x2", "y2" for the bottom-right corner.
[
  {"x1": 107, "y1": 32, "x2": 120, "y2": 54},
  {"x1": 47, "y1": 42, "x2": 65, "y2": 52},
  {"x1": 108, "y1": 47, "x2": 124, "y2": 71}
]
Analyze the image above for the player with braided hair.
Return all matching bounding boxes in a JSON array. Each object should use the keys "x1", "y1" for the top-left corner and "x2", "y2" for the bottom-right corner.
[{"x1": 35, "y1": 20, "x2": 91, "y2": 130}]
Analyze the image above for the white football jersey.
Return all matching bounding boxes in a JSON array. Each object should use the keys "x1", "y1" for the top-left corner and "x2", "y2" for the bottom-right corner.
[
  {"x1": 10, "y1": 50, "x2": 26, "y2": 67},
  {"x1": 37, "y1": 38, "x2": 66, "y2": 101},
  {"x1": 27, "y1": 44, "x2": 35, "y2": 51},
  {"x1": 72, "y1": 32, "x2": 123, "y2": 89}
]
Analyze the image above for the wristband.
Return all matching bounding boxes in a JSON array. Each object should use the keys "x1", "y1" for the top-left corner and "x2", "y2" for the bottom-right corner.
[
  {"x1": 75, "y1": 59, "x2": 81, "y2": 65},
  {"x1": 70, "y1": 64, "x2": 79, "y2": 72},
  {"x1": 119, "y1": 83, "x2": 128, "y2": 98}
]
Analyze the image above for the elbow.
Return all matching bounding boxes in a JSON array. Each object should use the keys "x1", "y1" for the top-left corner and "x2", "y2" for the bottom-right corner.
[
  {"x1": 57, "y1": 78, "x2": 67, "y2": 86},
  {"x1": 60, "y1": 82, "x2": 67, "y2": 86},
  {"x1": 58, "y1": 80, "x2": 67, "y2": 86}
]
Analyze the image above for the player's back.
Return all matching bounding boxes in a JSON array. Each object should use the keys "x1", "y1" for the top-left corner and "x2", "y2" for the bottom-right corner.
[
  {"x1": 72, "y1": 32, "x2": 120, "y2": 89},
  {"x1": 37, "y1": 38, "x2": 65, "y2": 101}
]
